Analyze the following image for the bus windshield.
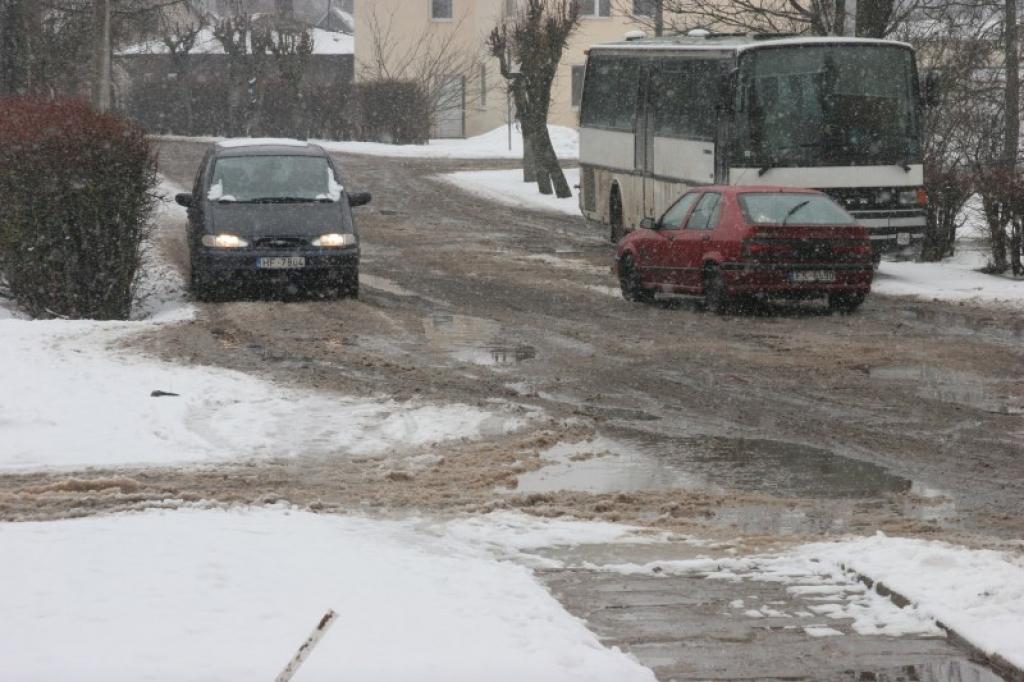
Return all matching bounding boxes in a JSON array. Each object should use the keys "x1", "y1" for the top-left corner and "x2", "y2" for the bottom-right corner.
[{"x1": 735, "y1": 45, "x2": 921, "y2": 169}]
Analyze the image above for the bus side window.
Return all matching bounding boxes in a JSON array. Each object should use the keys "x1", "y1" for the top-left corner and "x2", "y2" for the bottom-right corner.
[
  {"x1": 652, "y1": 59, "x2": 721, "y2": 140},
  {"x1": 580, "y1": 56, "x2": 640, "y2": 130}
]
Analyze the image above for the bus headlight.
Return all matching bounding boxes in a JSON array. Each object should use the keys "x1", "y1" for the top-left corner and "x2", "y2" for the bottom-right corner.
[{"x1": 898, "y1": 188, "x2": 927, "y2": 207}]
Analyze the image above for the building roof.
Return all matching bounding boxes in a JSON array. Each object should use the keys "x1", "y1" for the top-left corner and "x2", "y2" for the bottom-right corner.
[{"x1": 118, "y1": 25, "x2": 353, "y2": 57}]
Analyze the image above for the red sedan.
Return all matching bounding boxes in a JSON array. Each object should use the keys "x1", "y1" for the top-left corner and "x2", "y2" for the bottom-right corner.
[{"x1": 614, "y1": 186, "x2": 874, "y2": 313}]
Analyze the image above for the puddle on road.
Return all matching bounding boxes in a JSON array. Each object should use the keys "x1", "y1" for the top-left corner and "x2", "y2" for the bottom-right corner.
[
  {"x1": 514, "y1": 435, "x2": 912, "y2": 501},
  {"x1": 423, "y1": 313, "x2": 536, "y2": 367},
  {"x1": 869, "y1": 365, "x2": 1024, "y2": 416},
  {"x1": 515, "y1": 437, "x2": 708, "y2": 494}
]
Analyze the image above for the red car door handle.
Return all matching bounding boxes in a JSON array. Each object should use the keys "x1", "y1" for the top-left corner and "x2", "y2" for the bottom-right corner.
[{"x1": 702, "y1": 235, "x2": 711, "y2": 242}]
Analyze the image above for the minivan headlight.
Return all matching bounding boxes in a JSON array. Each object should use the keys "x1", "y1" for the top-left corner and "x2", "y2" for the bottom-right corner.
[
  {"x1": 202, "y1": 234, "x2": 249, "y2": 249},
  {"x1": 312, "y1": 233, "x2": 357, "y2": 248}
]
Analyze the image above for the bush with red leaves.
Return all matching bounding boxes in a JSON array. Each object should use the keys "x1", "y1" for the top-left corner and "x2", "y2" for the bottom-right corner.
[{"x1": 0, "y1": 97, "x2": 157, "y2": 320}]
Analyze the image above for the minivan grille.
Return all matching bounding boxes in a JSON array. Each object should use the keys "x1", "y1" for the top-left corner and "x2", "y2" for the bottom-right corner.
[{"x1": 254, "y1": 237, "x2": 308, "y2": 249}]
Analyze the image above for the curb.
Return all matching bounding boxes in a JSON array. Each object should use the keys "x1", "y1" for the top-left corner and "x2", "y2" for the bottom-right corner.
[{"x1": 845, "y1": 565, "x2": 1024, "y2": 682}]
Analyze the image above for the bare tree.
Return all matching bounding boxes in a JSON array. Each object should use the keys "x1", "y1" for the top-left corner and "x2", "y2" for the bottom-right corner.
[
  {"x1": 489, "y1": 0, "x2": 580, "y2": 198},
  {"x1": 358, "y1": 3, "x2": 490, "y2": 137},
  {"x1": 159, "y1": 16, "x2": 204, "y2": 130}
]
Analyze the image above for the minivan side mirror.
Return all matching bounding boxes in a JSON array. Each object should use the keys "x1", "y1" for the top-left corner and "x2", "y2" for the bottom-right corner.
[
  {"x1": 922, "y1": 70, "x2": 942, "y2": 107},
  {"x1": 640, "y1": 216, "x2": 657, "y2": 230},
  {"x1": 348, "y1": 192, "x2": 372, "y2": 207},
  {"x1": 175, "y1": 193, "x2": 193, "y2": 207}
]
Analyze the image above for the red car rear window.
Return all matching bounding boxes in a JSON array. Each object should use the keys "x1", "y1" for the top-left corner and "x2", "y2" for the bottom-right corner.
[{"x1": 739, "y1": 193, "x2": 856, "y2": 225}]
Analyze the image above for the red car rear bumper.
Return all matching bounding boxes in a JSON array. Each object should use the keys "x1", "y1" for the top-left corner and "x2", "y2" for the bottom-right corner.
[{"x1": 721, "y1": 263, "x2": 873, "y2": 294}]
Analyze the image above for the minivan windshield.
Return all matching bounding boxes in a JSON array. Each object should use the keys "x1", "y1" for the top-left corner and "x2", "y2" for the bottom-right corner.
[
  {"x1": 739, "y1": 192, "x2": 856, "y2": 225},
  {"x1": 207, "y1": 155, "x2": 342, "y2": 203}
]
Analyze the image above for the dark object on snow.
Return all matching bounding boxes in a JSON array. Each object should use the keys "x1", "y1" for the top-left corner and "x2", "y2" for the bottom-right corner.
[{"x1": 150, "y1": 390, "x2": 181, "y2": 397}]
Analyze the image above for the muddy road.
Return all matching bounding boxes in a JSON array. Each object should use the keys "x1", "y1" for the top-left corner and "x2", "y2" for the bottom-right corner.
[
  {"x1": 4, "y1": 139, "x2": 1022, "y2": 545},
  {"x1": 3, "y1": 140, "x2": 1022, "y2": 680}
]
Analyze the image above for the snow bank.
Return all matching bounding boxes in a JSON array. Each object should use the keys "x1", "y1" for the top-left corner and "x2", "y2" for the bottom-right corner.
[
  {"x1": 0, "y1": 508, "x2": 655, "y2": 682},
  {"x1": 438, "y1": 168, "x2": 581, "y2": 216},
  {"x1": 875, "y1": 244, "x2": 1024, "y2": 309},
  {"x1": 0, "y1": 318, "x2": 521, "y2": 471},
  {"x1": 587, "y1": 534, "x2": 1024, "y2": 673},
  {"x1": 156, "y1": 125, "x2": 580, "y2": 161},
  {"x1": 314, "y1": 125, "x2": 578, "y2": 160},
  {"x1": 805, "y1": 534, "x2": 1024, "y2": 671}
]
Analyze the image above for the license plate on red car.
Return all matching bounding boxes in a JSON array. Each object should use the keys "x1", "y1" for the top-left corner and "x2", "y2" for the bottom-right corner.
[
  {"x1": 789, "y1": 270, "x2": 836, "y2": 283},
  {"x1": 258, "y1": 257, "x2": 306, "y2": 270}
]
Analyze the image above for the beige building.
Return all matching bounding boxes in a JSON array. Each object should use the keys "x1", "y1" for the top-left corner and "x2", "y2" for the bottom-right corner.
[{"x1": 354, "y1": 0, "x2": 649, "y2": 137}]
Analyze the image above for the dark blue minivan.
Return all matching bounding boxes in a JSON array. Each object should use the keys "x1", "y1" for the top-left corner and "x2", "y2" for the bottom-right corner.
[{"x1": 175, "y1": 139, "x2": 371, "y2": 300}]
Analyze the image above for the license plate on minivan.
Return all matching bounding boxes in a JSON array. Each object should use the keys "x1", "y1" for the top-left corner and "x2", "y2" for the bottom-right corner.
[
  {"x1": 789, "y1": 270, "x2": 836, "y2": 283},
  {"x1": 897, "y1": 232, "x2": 911, "y2": 246},
  {"x1": 258, "y1": 257, "x2": 306, "y2": 270}
]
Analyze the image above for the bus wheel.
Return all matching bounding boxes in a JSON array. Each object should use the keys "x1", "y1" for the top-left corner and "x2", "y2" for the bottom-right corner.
[{"x1": 609, "y1": 187, "x2": 624, "y2": 243}]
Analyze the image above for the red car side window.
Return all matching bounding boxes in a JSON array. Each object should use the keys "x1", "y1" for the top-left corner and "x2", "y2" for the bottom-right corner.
[{"x1": 686, "y1": 193, "x2": 722, "y2": 231}]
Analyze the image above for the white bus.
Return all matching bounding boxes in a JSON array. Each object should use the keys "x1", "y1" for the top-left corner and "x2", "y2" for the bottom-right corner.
[{"x1": 577, "y1": 33, "x2": 932, "y2": 257}]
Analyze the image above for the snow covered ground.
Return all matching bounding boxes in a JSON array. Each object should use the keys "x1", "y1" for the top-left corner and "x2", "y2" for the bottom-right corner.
[
  {"x1": 438, "y1": 168, "x2": 582, "y2": 216},
  {"x1": 154, "y1": 125, "x2": 580, "y2": 161},
  {"x1": 0, "y1": 508, "x2": 656, "y2": 682},
  {"x1": 875, "y1": 241, "x2": 1024, "y2": 308},
  {"x1": 587, "y1": 533, "x2": 1024, "y2": 674},
  {"x1": 0, "y1": 180, "x2": 526, "y2": 471}
]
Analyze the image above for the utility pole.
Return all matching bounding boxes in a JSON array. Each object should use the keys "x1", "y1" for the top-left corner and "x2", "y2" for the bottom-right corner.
[
  {"x1": 1006, "y1": 0, "x2": 1019, "y2": 173},
  {"x1": 92, "y1": 0, "x2": 112, "y2": 111},
  {"x1": 654, "y1": 0, "x2": 663, "y2": 36}
]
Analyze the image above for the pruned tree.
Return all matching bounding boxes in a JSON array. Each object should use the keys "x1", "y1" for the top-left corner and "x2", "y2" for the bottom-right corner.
[
  {"x1": 159, "y1": 16, "x2": 204, "y2": 131},
  {"x1": 489, "y1": 0, "x2": 580, "y2": 198},
  {"x1": 359, "y1": 3, "x2": 490, "y2": 138}
]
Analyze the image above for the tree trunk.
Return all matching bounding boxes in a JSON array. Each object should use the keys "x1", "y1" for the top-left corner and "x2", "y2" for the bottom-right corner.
[
  {"x1": 522, "y1": 133, "x2": 537, "y2": 182},
  {"x1": 984, "y1": 197, "x2": 1009, "y2": 271},
  {"x1": 532, "y1": 123, "x2": 572, "y2": 198},
  {"x1": 92, "y1": 0, "x2": 112, "y2": 111},
  {"x1": 654, "y1": 0, "x2": 664, "y2": 37},
  {"x1": 855, "y1": 0, "x2": 892, "y2": 38},
  {"x1": 1005, "y1": 0, "x2": 1019, "y2": 170}
]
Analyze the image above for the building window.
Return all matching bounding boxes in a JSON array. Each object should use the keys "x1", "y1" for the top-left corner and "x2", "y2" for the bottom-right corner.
[
  {"x1": 431, "y1": 0, "x2": 453, "y2": 20},
  {"x1": 633, "y1": 0, "x2": 656, "y2": 16},
  {"x1": 576, "y1": 0, "x2": 611, "y2": 18},
  {"x1": 504, "y1": 0, "x2": 517, "y2": 15},
  {"x1": 571, "y1": 65, "x2": 585, "y2": 108}
]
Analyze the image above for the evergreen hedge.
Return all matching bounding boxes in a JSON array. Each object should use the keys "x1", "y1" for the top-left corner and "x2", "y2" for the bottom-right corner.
[{"x1": 0, "y1": 97, "x2": 157, "y2": 320}]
